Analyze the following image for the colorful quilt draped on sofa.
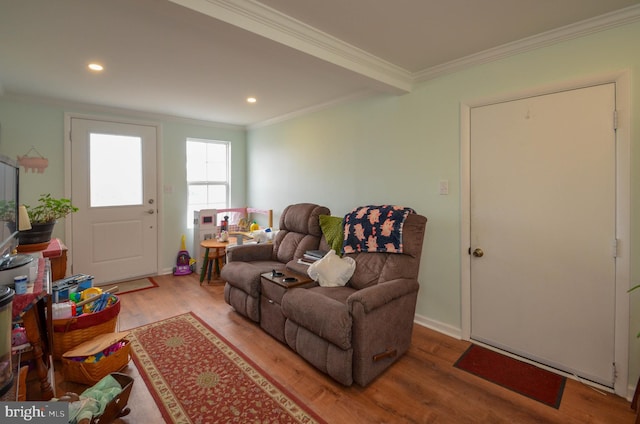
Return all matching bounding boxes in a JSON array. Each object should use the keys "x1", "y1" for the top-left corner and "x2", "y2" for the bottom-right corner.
[{"x1": 342, "y1": 205, "x2": 415, "y2": 254}]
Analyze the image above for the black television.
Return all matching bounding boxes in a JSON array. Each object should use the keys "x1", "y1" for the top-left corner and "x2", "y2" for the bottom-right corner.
[{"x1": 0, "y1": 154, "x2": 19, "y2": 264}]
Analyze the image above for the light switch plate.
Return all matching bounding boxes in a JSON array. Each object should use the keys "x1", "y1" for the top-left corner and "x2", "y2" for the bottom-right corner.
[{"x1": 439, "y1": 179, "x2": 449, "y2": 195}]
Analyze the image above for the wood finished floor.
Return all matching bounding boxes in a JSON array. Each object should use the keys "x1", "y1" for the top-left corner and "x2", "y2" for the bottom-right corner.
[{"x1": 51, "y1": 273, "x2": 636, "y2": 423}]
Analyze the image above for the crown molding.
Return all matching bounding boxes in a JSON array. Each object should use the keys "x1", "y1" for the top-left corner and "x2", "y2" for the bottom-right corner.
[
  {"x1": 170, "y1": 0, "x2": 412, "y2": 94},
  {"x1": 414, "y1": 4, "x2": 640, "y2": 82},
  {"x1": 248, "y1": 89, "x2": 376, "y2": 130}
]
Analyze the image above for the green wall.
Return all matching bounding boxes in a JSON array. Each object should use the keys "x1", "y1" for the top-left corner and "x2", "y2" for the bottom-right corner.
[
  {"x1": 0, "y1": 100, "x2": 66, "y2": 233},
  {"x1": 246, "y1": 21, "x2": 640, "y2": 387},
  {"x1": 1, "y1": 17, "x2": 638, "y2": 392},
  {"x1": 0, "y1": 98, "x2": 247, "y2": 273}
]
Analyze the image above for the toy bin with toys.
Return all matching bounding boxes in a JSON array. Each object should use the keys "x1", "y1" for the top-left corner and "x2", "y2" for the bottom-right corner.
[
  {"x1": 52, "y1": 286, "x2": 120, "y2": 360},
  {"x1": 61, "y1": 332, "x2": 130, "y2": 385}
]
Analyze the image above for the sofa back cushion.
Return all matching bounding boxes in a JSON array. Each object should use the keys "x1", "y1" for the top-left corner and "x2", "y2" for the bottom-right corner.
[
  {"x1": 273, "y1": 203, "x2": 330, "y2": 264},
  {"x1": 347, "y1": 213, "x2": 427, "y2": 290}
]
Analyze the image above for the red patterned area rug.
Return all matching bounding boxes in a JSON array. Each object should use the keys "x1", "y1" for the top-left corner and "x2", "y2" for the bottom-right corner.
[
  {"x1": 454, "y1": 344, "x2": 566, "y2": 408},
  {"x1": 127, "y1": 312, "x2": 326, "y2": 423}
]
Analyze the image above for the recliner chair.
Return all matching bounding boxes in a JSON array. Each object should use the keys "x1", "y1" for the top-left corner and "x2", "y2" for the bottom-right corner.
[
  {"x1": 221, "y1": 203, "x2": 330, "y2": 322},
  {"x1": 281, "y1": 212, "x2": 427, "y2": 386}
]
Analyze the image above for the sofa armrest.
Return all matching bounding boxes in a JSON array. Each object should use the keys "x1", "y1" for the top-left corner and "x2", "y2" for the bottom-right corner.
[
  {"x1": 226, "y1": 243, "x2": 273, "y2": 262},
  {"x1": 285, "y1": 260, "x2": 312, "y2": 276},
  {"x1": 347, "y1": 278, "x2": 419, "y2": 314}
]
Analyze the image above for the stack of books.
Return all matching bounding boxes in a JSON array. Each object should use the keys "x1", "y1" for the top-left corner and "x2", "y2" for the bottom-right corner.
[{"x1": 297, "y1": 249, "x2": 328, "y2": 266}]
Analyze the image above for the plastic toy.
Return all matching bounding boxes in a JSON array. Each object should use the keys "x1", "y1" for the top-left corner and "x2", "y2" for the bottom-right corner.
[
  {"x1": 173, "y1": 234, "x2": 193, "y2": 276},
  {"x1": 12, "y1": 325, "x2": 28, "y2": 347}
]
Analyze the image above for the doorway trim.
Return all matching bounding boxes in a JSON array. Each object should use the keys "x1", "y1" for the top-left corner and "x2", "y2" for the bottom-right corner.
[
  {"x1": 63, "y1": 112, "x2": 164, "y2": 278},
  {"x1": 460, "y1": 70, "x2": 630, "y2": 397}
]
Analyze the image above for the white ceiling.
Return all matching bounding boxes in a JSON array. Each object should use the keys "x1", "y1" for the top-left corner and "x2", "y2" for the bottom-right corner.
[{"x1": 1, "y1": 0, "x2": 639, "y2": 127}]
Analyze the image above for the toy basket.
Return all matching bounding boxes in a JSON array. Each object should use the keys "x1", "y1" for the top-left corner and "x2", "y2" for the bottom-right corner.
[
  {"x1": 52, "y1": 296, "x2": 120, "y2": 360},
  {"x1": 61, "y1": 339, "x2": 130, "y2": 385}
]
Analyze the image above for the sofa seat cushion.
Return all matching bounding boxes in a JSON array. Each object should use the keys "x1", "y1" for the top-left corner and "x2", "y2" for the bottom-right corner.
[
  {"x1": 282, "y1": 287, "x2": 355, "y2": 350},
  {"x1": 221, "y1": 261, "x2": 285, "y2": 297},
  {"x1": 306, "y1": 286, "x2": 355, "y2": 303}
]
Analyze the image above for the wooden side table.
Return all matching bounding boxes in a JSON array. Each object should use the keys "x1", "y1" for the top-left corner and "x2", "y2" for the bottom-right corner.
[
  {"x1": 11, "y1": 257, "x2": 54, "y2": 401},
  {"x1": 17, "y1": 238, "x2": 67, "y2": 281},
  {"x1": 199, "y1": 240, "x2": 229, "y2": 284},
  {"x1": 15, "y1": 297, "x2": 54, "y2": 400}
]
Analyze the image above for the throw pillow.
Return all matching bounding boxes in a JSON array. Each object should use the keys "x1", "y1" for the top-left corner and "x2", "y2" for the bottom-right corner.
[
  {"x1": 307, "y1": 250, "x2": 356, "y2": 287},
  {"x1": 319, "y1": 215, "x2": 344, "y2": 255}
]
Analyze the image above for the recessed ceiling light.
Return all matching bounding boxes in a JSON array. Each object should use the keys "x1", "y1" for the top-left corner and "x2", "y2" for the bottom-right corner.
[
  {"x1": 247, "y1": 97, "x2": 257, "y2": 104},
  {"x1": 88, "y1": 63, "x2": 104, "y2": 71}
]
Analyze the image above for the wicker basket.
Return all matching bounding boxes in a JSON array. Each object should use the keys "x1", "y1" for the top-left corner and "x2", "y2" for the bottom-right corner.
[
  {"x1": 62, "y1": 340, "x2": 130, "y2": 385},
  {"x1": 52, "y1": 297, "x2": 121, "y2": 360}
]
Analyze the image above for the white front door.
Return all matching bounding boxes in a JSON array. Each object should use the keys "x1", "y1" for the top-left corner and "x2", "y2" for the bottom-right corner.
[
  {"x1": 469, "y1": 84, "x2": 617, "y2": 387},
  {"x1": 70, "y1": 117, "x2": 158, "y2": 284}
]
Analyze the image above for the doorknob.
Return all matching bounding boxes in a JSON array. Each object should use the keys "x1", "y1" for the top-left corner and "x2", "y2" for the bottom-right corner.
[
  {"x1": 472, "y1": 248, "x2": 484, "y2": 257},
  {"x1": 147, "y1": 209, "x2": 155, "y2": 214}
]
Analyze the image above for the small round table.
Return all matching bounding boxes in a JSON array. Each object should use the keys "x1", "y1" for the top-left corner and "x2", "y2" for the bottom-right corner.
[{"x1": 199, "y1": 240, "x2": 229, "y2": 284}]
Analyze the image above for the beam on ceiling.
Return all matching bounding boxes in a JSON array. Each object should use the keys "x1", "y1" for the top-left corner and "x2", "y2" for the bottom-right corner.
[{"x1": 170, "y1": 0, "x2": 413, "y2": 94}]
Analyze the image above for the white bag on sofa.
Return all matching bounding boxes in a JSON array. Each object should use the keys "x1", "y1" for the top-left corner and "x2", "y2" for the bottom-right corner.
[{"x1": 307, "y1": 250, "x2": 356, "y2": 287}]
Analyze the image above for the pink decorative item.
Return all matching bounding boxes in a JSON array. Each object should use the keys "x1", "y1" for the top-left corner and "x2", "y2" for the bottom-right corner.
[{"x1": 17, "y1": 147, "x2": 49, "y2": 173}]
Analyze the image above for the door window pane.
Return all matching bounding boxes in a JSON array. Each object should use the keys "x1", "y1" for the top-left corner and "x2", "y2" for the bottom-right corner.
[{"x1": 90, "y1": 133, "x2": 143, "y2": 207}]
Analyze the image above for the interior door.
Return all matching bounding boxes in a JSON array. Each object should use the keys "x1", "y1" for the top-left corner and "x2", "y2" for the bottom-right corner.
[
  {"x1": 70, "y1": 117, "x2": 158, "y2": 284},
  {"x1": 469, "y1": 84, "x2": 616, "y2": 387}
]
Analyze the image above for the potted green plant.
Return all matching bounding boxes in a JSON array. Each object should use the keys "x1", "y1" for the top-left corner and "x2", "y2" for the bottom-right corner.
[{"x1": 19, "y1": 194, "x2": 78, "y2": 245}]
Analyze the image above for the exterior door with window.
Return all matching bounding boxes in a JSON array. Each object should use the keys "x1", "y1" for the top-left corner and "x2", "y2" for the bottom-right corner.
[{"x1": 70, "y1": 117, "x2": 158, "y2": 284}]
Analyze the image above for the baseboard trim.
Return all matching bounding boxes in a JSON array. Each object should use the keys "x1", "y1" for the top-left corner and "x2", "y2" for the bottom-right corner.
[
  {"x1": 628, "y1": 382, "x2": 637, "y2": 402},
  {"x1": 411, "y1": 314, "x2": 637, "y2": 399},
  {"x1": 414, "y1": 313, "x2": 462, "y2": 340}
]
